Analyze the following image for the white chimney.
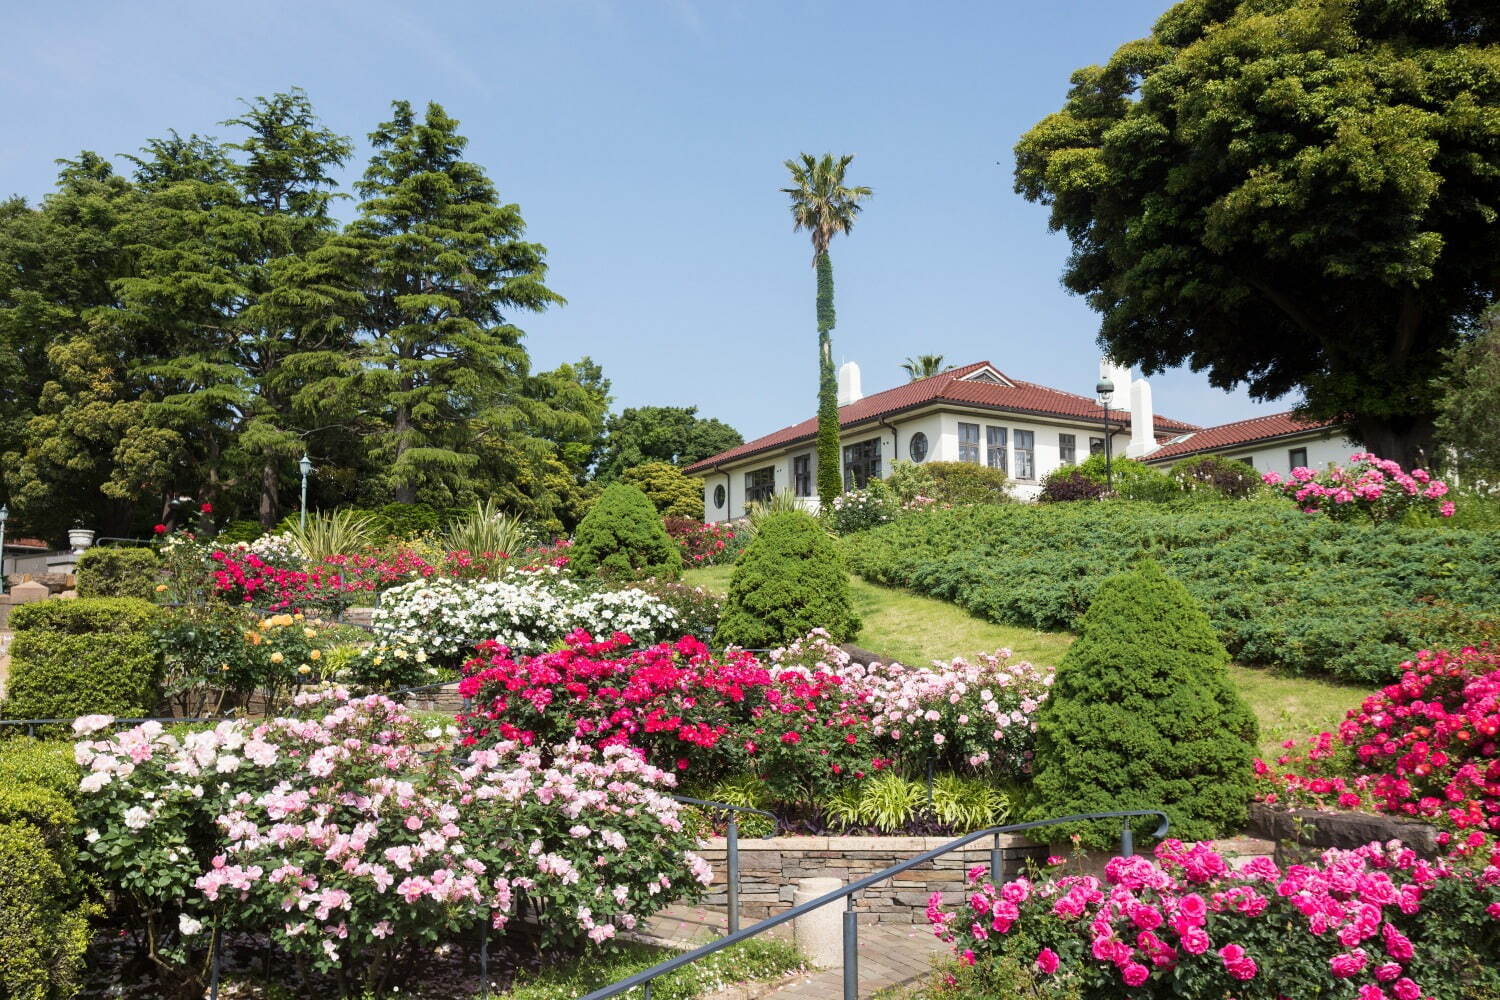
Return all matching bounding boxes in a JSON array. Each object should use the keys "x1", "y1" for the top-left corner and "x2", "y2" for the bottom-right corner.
[
  {"x1": 837, "y1": 361, "x2": 863, "y2": 406},
  {"x1": 1127, "y1": 377, "x2": 1155, "y2": 457}
]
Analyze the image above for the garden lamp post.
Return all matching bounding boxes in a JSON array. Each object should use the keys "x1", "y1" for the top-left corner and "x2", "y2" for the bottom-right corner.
[
  {"x1": 1095, "y1": 377, "x2": 1115, "y2": 492},
  {"x1": 298, "y1": 454, "x2": 313, "y2": 533},
  {"x1": 0, "y1": 504, "x2": 7, "y2": 595}
]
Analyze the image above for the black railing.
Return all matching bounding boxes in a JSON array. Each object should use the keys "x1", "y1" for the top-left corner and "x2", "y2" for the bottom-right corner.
[
  {"x1": 669, "y1": 795, "x2": 778, "y2": 935},
  {"x1": 578, "y1": 809, "x2": 1170, "y2": 1000}
]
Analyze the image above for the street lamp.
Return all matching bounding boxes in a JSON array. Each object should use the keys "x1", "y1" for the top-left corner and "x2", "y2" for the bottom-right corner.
[
  {"x1": 0, "y1": 504, "x2": 8, "y2": 595},
  {"x1": 298, "y1": 454, "x2": 313, "y2": 532},
  {"x1": 1095, "y1": 377, "x2": 1115, "y2": 492}
]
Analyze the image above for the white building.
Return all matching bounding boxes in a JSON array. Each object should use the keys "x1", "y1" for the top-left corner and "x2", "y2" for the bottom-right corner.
[
  {"x1": 1141, "y1": 412, "x2": 1357, "y2": 477},
  {"x1": 685, "y1": 359, "x2": 1204, "y2": 520}
]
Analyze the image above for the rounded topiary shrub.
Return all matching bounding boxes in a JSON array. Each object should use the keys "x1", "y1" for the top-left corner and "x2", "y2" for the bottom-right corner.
[
  {"x1": 2, "y1": 598, "x2": 164, "y2": 722},
  {"x1": 75, "y1": 546, "x2": 162, "y2": 600},
  {"x1": 1026, "y1": 558, "x2": 1258, "y2": 849},
  {"x1": 570, "y1": 482, "x2": 683, "y2": 581},
  {"x1": 0, "y1": 821, "x2": 91, "y2": 1000},
  {"x1": 716, "y1": 510, "x2": 861, "y2": 648}
]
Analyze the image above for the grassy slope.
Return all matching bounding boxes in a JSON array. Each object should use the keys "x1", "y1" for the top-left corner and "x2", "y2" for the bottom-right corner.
[{"x1": 685, "y1": 566, "x2": 1364, "y2": 758}]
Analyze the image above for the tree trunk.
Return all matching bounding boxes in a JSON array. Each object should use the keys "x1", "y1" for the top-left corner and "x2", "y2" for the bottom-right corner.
[
  {"x1": 392, "y1": 403, "x2": 417, "y2": 504},
  {"x1": 1355, "y1": 414, "x2": 1438, "y2": 471},
  {"x1": 258, "y1": 460, "x2": 280, "y2": 528},
  {"x1": 815, "y1": 251, "x2": 842, "y2": 506}
]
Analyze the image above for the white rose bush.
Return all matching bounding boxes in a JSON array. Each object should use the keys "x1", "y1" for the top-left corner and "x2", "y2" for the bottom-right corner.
[
  {"x1": 71, "y1": 692, "x2": 710, "y2": 996},
  {"x1": 372, "y1": 568, "x2": 679, "y2": 667}
]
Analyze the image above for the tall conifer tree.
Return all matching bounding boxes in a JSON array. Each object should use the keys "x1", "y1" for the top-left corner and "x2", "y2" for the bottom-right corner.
[{"x1": 329, "y1": 101, "x2": 563, "y2": 504}]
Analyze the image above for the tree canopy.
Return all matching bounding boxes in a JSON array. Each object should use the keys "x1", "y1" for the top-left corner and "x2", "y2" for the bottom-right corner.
[
  {"x1": 0, "y1": 92, "x2": 608, "y2": 541},
  {"x1": 594, "y1": 406, "x2": 742, "y2": 482},
  {"x1": 1014, "y1": 0, "x2": 1499, "y2": 465}
]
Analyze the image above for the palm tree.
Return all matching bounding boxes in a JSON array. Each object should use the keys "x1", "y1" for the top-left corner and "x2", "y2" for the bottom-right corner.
[
  {"x1": 901, "y1": 355, "x2": 949, "y2": 381},
  {"x1": 782, "y1": 153, "x2": 872, "y2": 507}
]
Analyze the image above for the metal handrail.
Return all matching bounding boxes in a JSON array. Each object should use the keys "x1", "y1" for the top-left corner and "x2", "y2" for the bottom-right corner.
[
  {"x1": 670, "y1": 795, "x2": 779, "y2": 934},
  {"x1": 578, "y1": 809, "x2": 1170, "y2": 1000}
]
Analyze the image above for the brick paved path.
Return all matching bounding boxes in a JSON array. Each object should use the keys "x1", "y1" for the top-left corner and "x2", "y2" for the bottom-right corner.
[{"x1": 641, "y1": 901, "x2": 945, "y2": 999}]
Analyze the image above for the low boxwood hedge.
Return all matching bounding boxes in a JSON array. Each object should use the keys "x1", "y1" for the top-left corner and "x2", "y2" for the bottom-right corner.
[
  {"x1": 843, "y1": 503, "x2": 1500, "y2": 683},
  {"x1": 2, "y1": 598, "x2": 164, "y2": 722},
  {"x1": 74, "y1": 546, "x2": 161, "y2": 600}
]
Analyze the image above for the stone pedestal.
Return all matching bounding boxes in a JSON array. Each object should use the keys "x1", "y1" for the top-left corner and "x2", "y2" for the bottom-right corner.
[
  {"x1": 8, "y1": 580, "x2": 49, "y2": 607},
  {"x1": 792, "y1": 877, "x2": 844, "y2": 969}
]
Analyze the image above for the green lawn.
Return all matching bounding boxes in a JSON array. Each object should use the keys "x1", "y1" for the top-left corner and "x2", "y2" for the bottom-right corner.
[{"x1": 685, "y1": 565, "x2": 1366, "y2": 757}]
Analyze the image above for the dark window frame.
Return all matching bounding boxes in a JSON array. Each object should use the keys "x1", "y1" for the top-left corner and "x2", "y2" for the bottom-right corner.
[
  {"x1": 792, "y1": 453, "x2": 813, "y2": 497},
  {"x1": 1288, "y1": 447, "x2": 1308, "y2": 469},
  {"x1": 986, "y1": 425, "x2": 1008, "y2": 473},
  {"x1": 958, "y1": 422, "x2": 981, "y2": 464},
  {"x1": 1059, "y1": 433, "x2": 1076, "y2": 466},
  {"x1": 1013, "y1": 429, "x2": 1036, "y2": 481},
  {"x1": 745, "y1": 466, "x2": 776, "y2": 504},
  {"x1": 843, "y1": 438, "x2": 882, "y2": 489}
]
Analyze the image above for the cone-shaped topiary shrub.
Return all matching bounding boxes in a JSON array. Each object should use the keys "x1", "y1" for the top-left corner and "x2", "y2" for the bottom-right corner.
[
  {"x1": 1026, "y1": 558, "x2": 1258, "y2": 849},
  {"x1": 570, "y1": 482, "x2": 683, "y2": 581},
  {"x1": 716, "y1": 510, "x2": 861, "y2": 648}
]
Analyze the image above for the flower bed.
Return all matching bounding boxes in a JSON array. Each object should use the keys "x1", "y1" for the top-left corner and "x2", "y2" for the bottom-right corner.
[
  {"x1": 1262, "y1": 453, "x2": 1454, "y2": 521},
  {"x1": 1255, "y1": 646, "x2": 1500, "y2": 839},
  {"x1": 926, "y1": 838, "x2": 1500, "y2": 999},
  {"x1": 71, "y1": 692, "x2": 710, "y2": 996}
]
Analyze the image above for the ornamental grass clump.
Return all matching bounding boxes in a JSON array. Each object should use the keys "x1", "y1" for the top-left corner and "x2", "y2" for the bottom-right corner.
[
  {"x1": 717, "y1": 510, "x2": 860, "y2": 648},
  {"x1": 1027, "y1": 560, "x2": 1258, "y2": 848},
  {"x1": 571, "y1": 482, "x2": 683, "y2": 580}
]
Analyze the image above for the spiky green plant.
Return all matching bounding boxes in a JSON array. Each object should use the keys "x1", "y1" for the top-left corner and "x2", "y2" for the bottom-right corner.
[
  {"x1": 931, "y1": 775, "x2": 1011, "y2": 832},
  {"x1": 705, "y1": 774, "x2": 775, "y2": 837},
  {"x1": 287, "y1": 509, "x2": 377, "y2": 563},
  {"x1": 820, "y1": 785, "x2": 866, "y2": 831},
  {"x1": 744, "y1": 490, "x2": 807, "y2": 539},
  {"x1": 442, "y1": 499, "x2": 528, "y2": 564},
  {"x1": 855, "y1": 772, "x2": 926, "y2": 831}
]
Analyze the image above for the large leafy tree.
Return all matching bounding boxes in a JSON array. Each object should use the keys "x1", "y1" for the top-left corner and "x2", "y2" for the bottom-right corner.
[
  {"x1": 1014, "y1": 0, "x2": 1500, "y2": 466},
  {"x1": 327, "y1": 100, "x2": 563, "y2": 504},
  {"x1": 1434, "y1": 304, "x2": 1500, "y2": 477},
  {"x1": 594, "y1": 405, "x2": 742, "y2": 482},
  {"x1": 783, "y1": 154, "x2": 872, "y2": 504},
  {"x1": 115, "y1": 92, "x2": 352, "y2": 523}
]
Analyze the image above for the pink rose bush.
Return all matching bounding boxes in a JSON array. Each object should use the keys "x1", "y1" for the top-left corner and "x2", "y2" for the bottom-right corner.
[
  {"x1": 1262, "y1": 453, "x2": 1454, "y2": 522},
  {"x1": 1255, "y1": 646, "x2": 1500, "y2": 838},
  {"x1": 72, "y1": 692, "x2": 708, "y2": 995},
  {"x1": 927, "y1": 839, "x2": 1500, "y2": 999}
]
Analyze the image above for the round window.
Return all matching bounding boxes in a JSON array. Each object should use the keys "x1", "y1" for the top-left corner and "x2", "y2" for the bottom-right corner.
[
  {"x1": 713, "y1": 484, "x2": 727, "y2": 510},
  {"x1": 908, "y1": 432, "x2": 929, "y2": 463}
]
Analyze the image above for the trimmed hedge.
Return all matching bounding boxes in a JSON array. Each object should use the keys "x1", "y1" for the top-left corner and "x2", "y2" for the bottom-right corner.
[
  {"x1": 717, "y1": 510, "x2": 860, "y2": 648},
  {"x1": 570, "y1": 482, "x2": 683, "y2": 581},
  {"x1": 74, "y1": 546, "x2": 161, "y2": 600},
  {"x1": 0, "y1": 822, "x2": 90, "y2": 1000},
  {"x1": 2, "y1": 598, "x2": 164, "y2": 721},
  {"x1": 0, "y1": 742, "x2": 78, "y2": 799},
  {"x1": 843, "y1": 503, "x2": 1500, "y2": 683},
  {"x1": 1027, "y1": 560, "x2": 1258, "y2": 848}
]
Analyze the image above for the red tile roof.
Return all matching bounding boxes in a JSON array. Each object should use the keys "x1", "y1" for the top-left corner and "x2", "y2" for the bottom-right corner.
[
  {"x1": 1143, "y1": 411, "x2": 1342, "y2": 463},
  {"x1": 685, "y1": 361, "x2": 1201, "y2": 474}
]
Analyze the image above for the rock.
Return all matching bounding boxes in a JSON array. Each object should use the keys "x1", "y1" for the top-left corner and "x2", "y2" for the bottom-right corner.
[{"x1": 1248, "y1": 802, "x2": 1441, "y2": 858}]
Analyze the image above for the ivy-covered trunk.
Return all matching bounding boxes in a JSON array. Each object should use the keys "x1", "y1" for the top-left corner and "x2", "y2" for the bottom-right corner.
[{"x1": 815, "y1": 250, "x2": 841, "y2": 506}]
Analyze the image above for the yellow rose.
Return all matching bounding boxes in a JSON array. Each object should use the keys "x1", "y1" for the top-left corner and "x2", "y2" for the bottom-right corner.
[
  {"x1": 155, "y1": 584, "x2": 168, "y2": 593},
  {"x1": 297, "y1": 664, "x2": 311, "y2": 675},
  {"x1": 309, "y1": 649, "x2": 321, "y2": 661},
  {"x1": 373, "y1": 656, "x2": 384, "y2": 666},
  {"x1": 270, "y1": 651, "x2": 284, "y2": 664},
  {"x1": 303, "y1": 628, "x2": 316, "y2": 639},
  {"x1": 294, "y1": 613, "x2": 305, "y2": 621}
]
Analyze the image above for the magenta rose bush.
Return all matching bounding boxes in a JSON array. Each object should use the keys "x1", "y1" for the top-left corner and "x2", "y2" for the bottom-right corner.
[
  {"x1": 1262, "y1": 453, "x2": 1455, "y2": 522},
  {"x1": 1255, "y1": 646, "x2": 1500, "y2": 840},
  {"x1": 927, "y1": 839, "x2": 1500, "y2": 999},
  {"x1": 71, "y1": 691, "x2": 709, "y2": 996}
]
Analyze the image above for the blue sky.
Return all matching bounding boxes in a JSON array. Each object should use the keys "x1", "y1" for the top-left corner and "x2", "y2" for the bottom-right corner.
[{"x1": 3, "y1": 0, "x2": 1285, "y2": 441}]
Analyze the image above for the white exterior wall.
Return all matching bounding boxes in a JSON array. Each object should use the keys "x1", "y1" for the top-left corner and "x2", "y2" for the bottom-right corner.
[
  {"x1": 697, "y1": 406, "x2": 1146, "y2": 516},
  {"x1": 1217, "y1": 433, "x2": 1359, "y2": 478}
]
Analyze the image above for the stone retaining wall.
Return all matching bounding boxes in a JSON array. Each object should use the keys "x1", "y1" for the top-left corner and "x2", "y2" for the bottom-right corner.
[{"x1": 696, "y1": 834, "x2": 1048, "y2": 925}]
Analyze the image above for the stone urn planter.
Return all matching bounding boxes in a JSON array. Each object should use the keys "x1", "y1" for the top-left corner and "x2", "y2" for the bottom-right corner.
[{"x1": 68, "y1": 528, "x2": 95, "y2": 552}]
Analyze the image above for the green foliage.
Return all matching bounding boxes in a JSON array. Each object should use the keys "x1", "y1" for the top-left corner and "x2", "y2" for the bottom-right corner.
[
  {"x1": 914, "y1": 461, "x2": 1012, "y2": 506},
  {"x1": 1169, "y1": 455, "x2": 1263, "y2": 500},
  {"x1": 717, "y1": 510, "x2": 860, "y2": 648},
  {"x1": 570, "y1": 482, "x2": 683, "y2": 581},
  {"x1": 851, "y1": 771, "x2": 926, "y2": 831},
  {"x1": 1014, "y1": 1, "x2": 1500, "y2": 463},
  {"x1": 216, "y1": 519, "x2": 264, "y2": 545},
  {"x1": 1027, "y1": 560, "x2": 1258, "y2": 849},
  {"x1": 368, "y1": 502, "x2": 447, "y2": 540},
  {"x1": 286, "y1": 508, "x2": 377, "y2": 563},
  {"x1": 1039, "y1": 467, "x2": 1107, "y2": 503},
  {"x1": 743, "y1": 490, "x2": 805, "y2": 540},
  {"x1": 828, "y1": 480, "x2": 898, "y2": 535},
  {"x1": 931, "y1": 774, "x2": 1011, "y2": 832},
  {"x1": 1434, "y1": 306, "x2": 1500, "y2": 481},
  {"x1": 75, "y1": 545, "x2": 161, "y2": 600},
  {"x1": 0, "y1": 822, "x2": 91, "y2": 1000},
  {"x1": 0, "y1": 785, "x2": 75, "y2": 848},
  {"x1": 1075, "y1": 453, "x2": 1178, "y2": 501},
  {"x1": 0, "y1": 742, "x2": 78, "y2": 800},
  {"x1": 844, "y1": 503, "x2": 1500, "y2": 684},
  {"x1": 594, "y1": 406, "x2": 742, "y2": 483},
  {"x1": 620, "y1": 461, "x2": 704, "y2": 519},
  {"x1": 900, "y1": 355, "x2": 951, "y2": 380},
  {"x1": 441, "y1": 499, "x2": 529, "y2": 560},
  {"x1": 2, "y1": 598, "x2": 163, "y2": 722},
  {"x1": 700, "y1": 774, "x2": 776, "y2": 837}
]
